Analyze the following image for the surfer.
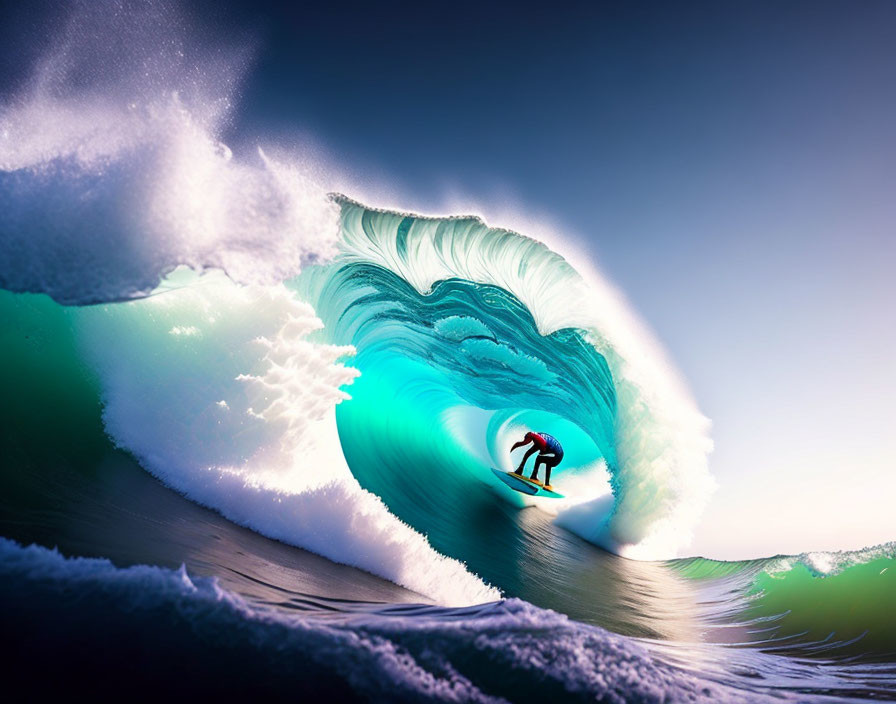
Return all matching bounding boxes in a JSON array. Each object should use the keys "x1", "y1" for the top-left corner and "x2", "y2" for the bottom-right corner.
[{"x1": 510, "y1": 431, "x2": 564, "y2": 488}]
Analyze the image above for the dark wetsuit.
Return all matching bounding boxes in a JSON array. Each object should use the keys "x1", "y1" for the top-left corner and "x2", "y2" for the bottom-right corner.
[
  {"x1": 527, "y1": 431, "x2": 563, "y2": 459},
  {"x1": 517, "y1": 431, "x2": 563, "y2": 485}
]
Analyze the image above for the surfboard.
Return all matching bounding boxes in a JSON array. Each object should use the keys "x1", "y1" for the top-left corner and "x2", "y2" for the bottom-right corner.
[{"x1": 491, "y1": 468, "x2": 565, "y2": 499}]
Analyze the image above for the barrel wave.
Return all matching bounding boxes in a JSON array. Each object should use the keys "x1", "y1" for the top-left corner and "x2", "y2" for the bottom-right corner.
[{"x1": 296, "y1": 198, "x2": 714, "y2": 562}]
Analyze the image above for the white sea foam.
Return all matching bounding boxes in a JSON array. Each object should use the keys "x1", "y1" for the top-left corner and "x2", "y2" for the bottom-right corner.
[
  {"x1": 75, "y1": 269, "x2": 498, "y2": 605},
  {"x1": 0, "y1": 1, "x2": 338, "y2": 304},
  {"x1": 765, "y1": 541, "x2": 896, "y2": 579}
]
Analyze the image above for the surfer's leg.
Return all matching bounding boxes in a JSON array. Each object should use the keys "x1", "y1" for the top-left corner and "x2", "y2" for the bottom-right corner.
[
  {"x1": 534, "y1": 453, "x2": 557, "y2": 484},
  {"x1": 529, "y1": 458, "x2": 542, "y2": 482},
  {"x1": 544, "y1": 456, "x2": 560, "y2": 487},
  {"x1": 531, "y1": 453, "x2": 551, "y2": 482}
]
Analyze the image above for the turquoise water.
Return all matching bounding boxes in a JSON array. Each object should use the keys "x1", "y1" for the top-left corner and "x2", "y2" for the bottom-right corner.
[
  {"x1": 292, "y1": 258, "x2": 618, "y2": 602},
  {"x1": 293, "y1": 199, "x2": 718, "y2": 560}
]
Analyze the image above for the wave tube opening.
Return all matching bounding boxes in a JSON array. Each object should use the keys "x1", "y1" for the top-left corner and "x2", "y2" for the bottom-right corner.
[{"x1": 296, "y1": 257, "x2": 622, "y2": 598}]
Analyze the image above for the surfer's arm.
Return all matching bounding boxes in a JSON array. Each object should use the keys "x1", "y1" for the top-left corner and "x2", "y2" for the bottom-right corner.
[{"x1": 510, "y1": 438, "x2": 531, "y2": 452}]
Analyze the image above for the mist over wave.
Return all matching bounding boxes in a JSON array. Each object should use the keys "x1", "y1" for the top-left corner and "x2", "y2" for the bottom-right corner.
[{"x1": 0, "y1": 0, "x2": 338, "y2": 305}]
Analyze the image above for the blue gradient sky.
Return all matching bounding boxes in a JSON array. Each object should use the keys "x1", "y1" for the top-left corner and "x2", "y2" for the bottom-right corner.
[{"x1": 7, "y1": 0, "x2": 894, "y2": 558}]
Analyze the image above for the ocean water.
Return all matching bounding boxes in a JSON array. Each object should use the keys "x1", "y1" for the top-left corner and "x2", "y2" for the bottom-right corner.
[{"x1": 1, "y1": 3, "x2": 894, "y2": 701}]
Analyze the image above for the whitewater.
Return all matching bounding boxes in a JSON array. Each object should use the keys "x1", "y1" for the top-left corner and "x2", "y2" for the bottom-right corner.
[{"x1": 1, "y1": 2, "x2": 894, "y2": 701}]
